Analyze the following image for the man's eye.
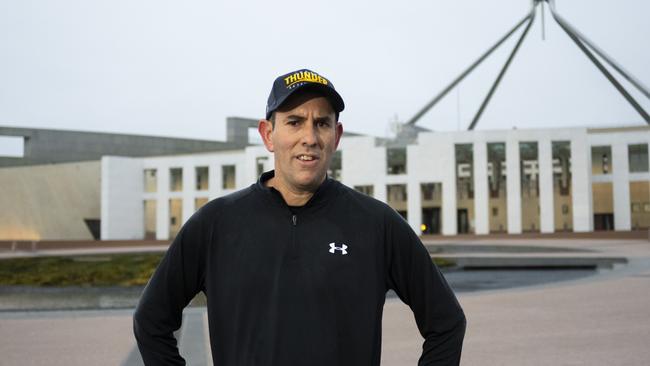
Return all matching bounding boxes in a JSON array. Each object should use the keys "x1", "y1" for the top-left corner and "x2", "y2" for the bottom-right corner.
[
  {"x1": 287, "y1": 120, "x2": 299, "y2": 126},
  {"x1": 317, "y1": 121, "x2": 330, "y2": 128}
]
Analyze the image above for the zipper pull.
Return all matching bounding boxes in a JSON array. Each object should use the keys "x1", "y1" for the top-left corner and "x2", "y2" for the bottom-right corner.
[{"x1": 292, "y1": 214, "x2": 297, "y2": 226}]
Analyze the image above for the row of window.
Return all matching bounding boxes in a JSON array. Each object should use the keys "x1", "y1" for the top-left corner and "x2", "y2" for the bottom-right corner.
[
  {"x1": 593, "y1": 181, "x2": 650, "y2": 230},
  {"x1": 353, "y1": 180, "x2": 650, "y2": 234},
  {"x1": 142, "y1": 142, "x2": 648, "y2": 194},
  {"x1": 143, "y1": 197, "x2": 210, "y2": 239},
  {"x1": 147, "y1": 179, "x2": 649, "y2": 238},
  {"x1": 592, "y1": 144, "x2": 649, "y2": 175},
  {"x1": 353, "y1": 183, "x2": 444, "y2": 202},
  {"x1": 143, "y1": 165, "x2": 236, "y2": 193},
  {"x1": 385, "y1": 143, "x2": 650, "y2": 176},
  {"x1": 380, "y1": 142, "x2": 647, "y2": 232}
]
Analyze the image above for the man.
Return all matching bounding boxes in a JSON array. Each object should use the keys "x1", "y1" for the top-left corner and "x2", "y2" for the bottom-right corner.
[{"x1": 134, "y1": 68, "x2": 466, "y2": 365}]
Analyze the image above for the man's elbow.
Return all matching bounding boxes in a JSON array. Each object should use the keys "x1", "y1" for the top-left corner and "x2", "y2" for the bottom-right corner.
[
  {"x1": 133, "y1": 307, "x2": 147, "y2": 344},
  {"x1": 133, "y1": 304, "x2": 158, "y2": 346},
  {"x1": 452, "y1": 310, "x2": 467, "y2": 345}
]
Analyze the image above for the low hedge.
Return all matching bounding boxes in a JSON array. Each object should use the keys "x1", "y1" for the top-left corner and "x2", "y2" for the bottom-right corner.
[{"x1": 0, "y1": 253, "x2": 454, "y2": 287}]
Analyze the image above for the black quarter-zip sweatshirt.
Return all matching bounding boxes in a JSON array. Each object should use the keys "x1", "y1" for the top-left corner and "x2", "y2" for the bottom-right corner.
[{"x1": 134, "y1": 171, "x2": 466, "y2": 365}]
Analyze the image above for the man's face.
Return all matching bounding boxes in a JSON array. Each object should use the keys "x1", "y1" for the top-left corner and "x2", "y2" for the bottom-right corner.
[{"x1": 259, "y1": 91, "x2": 343, "y2": 193}]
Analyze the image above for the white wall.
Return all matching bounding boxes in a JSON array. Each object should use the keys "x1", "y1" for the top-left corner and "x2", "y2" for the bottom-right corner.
[
  {"x1": 505, "y1": 131, "x2": 522, "y2": 234},
  {"x1": 244, "y1": 145, "x2": 274, "y2": 183},
  {"x1": 141, "y1": 150, "x2": 248, "y2": 240},
  {"x1": 588, "y1": 128, "x2": 650, "y2": 231},
  {"x1": 340, "y1": 127, "x2": 600, "y2": 236},
  {"x1": 571, "y1": 132, "x2": 592, "y2": 232},
  {"x1": 98, "y1": 126, "x2": 650, "y2": 239},
  {"x1": 101, "y1": 156, "x2": 143, "y2": 240},
  {"x1": 401, "y1": 127, "x2": 592, "y2": 236},
  {"x1": 340, "y1": 136, "x2": 387, "y2": 202},
  {"x1": 408, "y1": 133, "x2": 457, "y2": 235},
  {"x1": 538, "y1": 136, "x2": 554, "y2": 233},
  {"x1": 473, "y1": 140, "x2": 489, "y2": 235}
]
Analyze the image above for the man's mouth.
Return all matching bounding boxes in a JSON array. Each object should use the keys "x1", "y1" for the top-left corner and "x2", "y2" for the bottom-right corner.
[{"x1": 297, "y1": 154, "x2": 318, "y2": 161}]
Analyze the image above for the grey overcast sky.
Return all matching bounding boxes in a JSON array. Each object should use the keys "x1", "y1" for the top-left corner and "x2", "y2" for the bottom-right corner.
[{"x1": 1, "y1": 0, "x2": 649, "y2": 141}]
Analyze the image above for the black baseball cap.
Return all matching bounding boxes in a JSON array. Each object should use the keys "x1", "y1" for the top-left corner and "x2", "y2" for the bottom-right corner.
[{"x1": 265, "y1": 69, "x2": 345, "y2": 120}]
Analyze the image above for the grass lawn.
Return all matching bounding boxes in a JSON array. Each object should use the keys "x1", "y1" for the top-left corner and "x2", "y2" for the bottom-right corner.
[
  {"x1": 433, "y1": 257, "x2": 456, "y2": 269},
  {"x1": 0, "y1": 253, "x2": 164, "y2": 287},
  {"x1": 0, "y1": 253, "x2": 454, "y2": 287}
]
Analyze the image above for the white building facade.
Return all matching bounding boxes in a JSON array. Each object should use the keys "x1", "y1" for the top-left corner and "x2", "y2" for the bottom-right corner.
[{"x1": 101, "y1": 126, "x2": 650, "y2": 240}]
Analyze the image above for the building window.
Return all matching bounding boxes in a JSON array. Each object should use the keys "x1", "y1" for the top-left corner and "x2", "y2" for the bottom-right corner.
[
  {"x1": 421, "y1": 182, "x2": 442, "y2": 235},
  {"x1": 387, "y1": 148, "x2": 407, "y2": 175},
  {"x1": 195, "y1": 197, "x2": 209, "y2": 211},
  {"x1": 144, "y1": 169, "x2": 157, "y2": 193},
  {"x1": 420, "y1": 183, "x2": 436, "y2": 201},
  {"x1": 591, "y1": 146, "x2": 612, "y2": 175},
  {"x1": 487, "y1": 142, "x2": 507, "y2": 233},
  {"x1": 256, "y1": 157, "x2": 268, "y2": 177},
  {"x1": 196, "y1": 166, "x2": 209, "y2": 191},
  {"x1": 387, "y1": 184, "x2": 408, "y2": 219},
  {"x1": 630, "y1": 181, "x2": 650, "y2": 229},
  {"x1": 387, "y1": 184, "x2": 407, "y2": 201},
  {"x1": 169, "y1": 198, "x2": 182, "y2": 238},
  {"x1": 328, "y1": 151, "x2": 342, "y2": 180},
  {"x1": 553, "y1": 141, "x2": 572, "y2": 232},
  {"x1": 455, "y1": 144, "x2": 474, "y2": 234},
  {"x1": 628, "y1": 144, "x2": 649, "y2": 173},
  {"x1": 420, "y1": 183, "x2": 442, "y2": 234},
  {"x1": 562, "y1": 204, "x2": 569, "y2": 215},
  {"x1": 421, "y1": 183, "x2": 440, "y2": 201},
  {"x1": 143, "y1": 200, "x2": 156, "y2": 240},
  {"x1": 354, "y1": 185, "x2": 374, "y2": 197},
  {"x1": 520, "y1": 142, "x2": 539, "y2": 232},
  {"x1": 422, "y1": 184, "x2": 433, "y2": 201},
  {"x1": 593, "y1": 182, "x2": 614, "y2": 231},
  {"x1": 222, "y1": 165, "x2": 236, "y2": 189},
  {"x1": 170, "y1": 168, "x2": 183, "y2": 192}
]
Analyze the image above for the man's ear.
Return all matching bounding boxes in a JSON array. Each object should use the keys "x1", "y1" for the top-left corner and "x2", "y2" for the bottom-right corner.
[
  {"x1": 258, "y1": 119, "x2": 274, "y2": 152},
  {"x1": 334, "y1": 122, "x2": 343, "y2": 149}
]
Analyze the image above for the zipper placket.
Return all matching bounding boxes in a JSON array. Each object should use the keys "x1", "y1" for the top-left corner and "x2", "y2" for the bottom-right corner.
[{"x1": 290, "y1": 213, "x2": 298, "y2": 259}]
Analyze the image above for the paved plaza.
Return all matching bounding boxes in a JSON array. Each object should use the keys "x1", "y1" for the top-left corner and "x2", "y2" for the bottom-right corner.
[{"x1": 1, "y1": 238, "x2": 649, "y2": 365}]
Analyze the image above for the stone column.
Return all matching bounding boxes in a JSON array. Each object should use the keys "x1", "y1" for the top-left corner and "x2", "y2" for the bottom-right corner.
[
  {"x1": 538, "y1": 138, "x2": 554, "y2": 233},
  {"x1": 473, "y1": 140, "x2": 489, "y2": 234}
]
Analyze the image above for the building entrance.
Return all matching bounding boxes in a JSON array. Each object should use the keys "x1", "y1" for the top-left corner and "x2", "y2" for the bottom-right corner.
[
  {"x1": 594, "y1": 214, "x2": 614, "y2": 231},
  {"x1": 421, "y1": 207, "x2": 441, "y2": 234},
  {"x1": 457, "y1": 209, "x2": 469, "y2": 234}
]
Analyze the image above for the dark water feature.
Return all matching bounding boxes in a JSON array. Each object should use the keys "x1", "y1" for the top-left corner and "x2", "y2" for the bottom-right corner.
[
  {"x1": 0, "y1": 286, "x2": 146, "y2": 311},
  {"x1": 425, "y1": 244, "x2": 594, "y2": 254},
  {"x1": 442, "y1": 268, "x2": 597, "y2": 293},
  {"x1": 0, "y1": 268, "x2": 599, "y2": 312}
]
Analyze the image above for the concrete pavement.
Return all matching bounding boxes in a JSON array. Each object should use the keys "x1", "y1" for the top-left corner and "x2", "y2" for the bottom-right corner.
[
  {"x1": 1, "y1": 238, "x2": 649, "y2": 365},
  {"x1": 383, "y1": 265, "x2": 650, "y2": 365}
]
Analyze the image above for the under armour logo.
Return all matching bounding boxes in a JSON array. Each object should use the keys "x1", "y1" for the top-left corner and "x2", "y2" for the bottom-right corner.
[{"x1": 329, "y1": 242, "x2": 348, "y2": 255}]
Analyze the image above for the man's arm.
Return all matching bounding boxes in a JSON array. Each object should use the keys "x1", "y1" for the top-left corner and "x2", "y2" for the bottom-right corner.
[
  {"x1": 133, "y1": 215, "x2": 207, "y2": 365},
  {"x1": 385, "y1": 211, "x2": 466, "y2": 365}
]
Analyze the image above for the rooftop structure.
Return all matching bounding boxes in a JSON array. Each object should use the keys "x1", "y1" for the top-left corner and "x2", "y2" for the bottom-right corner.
[{"x1": 0, "y1": 120, "x2": 254, "y2": 167}]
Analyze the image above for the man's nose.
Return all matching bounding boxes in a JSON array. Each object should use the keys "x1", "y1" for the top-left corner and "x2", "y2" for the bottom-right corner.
[{"x1": 301, "y1": 122, "x2": 318, "y2": 146}]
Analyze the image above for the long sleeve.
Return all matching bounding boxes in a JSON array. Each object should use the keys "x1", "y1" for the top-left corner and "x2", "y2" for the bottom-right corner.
[
  {"x1": 133, "y1": 214, "x2": 208, "y2": 365},
  {"x1": 385, "y1": 211, "x2": 466, "y2": 365}
]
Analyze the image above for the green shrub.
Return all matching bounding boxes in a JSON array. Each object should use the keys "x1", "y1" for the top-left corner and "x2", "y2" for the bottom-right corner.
[{"x1": 0, "y1": 253, "x2": 164, "y2": 287}]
